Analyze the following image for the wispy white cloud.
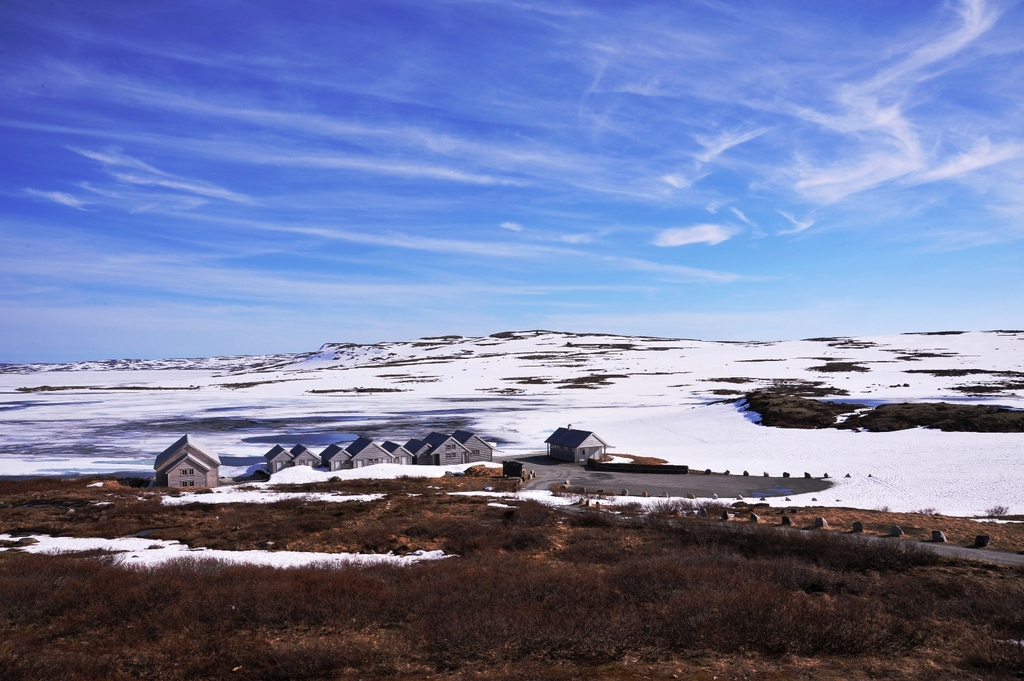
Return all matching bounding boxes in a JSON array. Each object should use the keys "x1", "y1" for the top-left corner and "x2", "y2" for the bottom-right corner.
[
  {"x1": 560, "y1": 233, "x2": 593, "y2": 244},
  {"x1": 68, "y1": 146, "x2": 253, "y2": 204},
  {"x1": 777, "y1": 211, "x2": 815, "y2": 235},
  {"x1": 911, "y1": 138, "x2": 1023, "y2": 184},
  {"x1": 24, "y1": 189, "x2": 89, "y2": 210},
  {"x1": 729, "y1": 207, "x2": 755, "y2": 227},
  {"x1": 661, "y1": 173, "x2": 690, "y2": 189},
  {"x1": 652, "y1": 224, "x2": 737, "y2": 247},
  {"x1": 110, "y1": 172, "x2": 252, "y2": 203},
  {"x1": 69, "y1": 147, "x2": 167, "y2": 175},
  {"x1": 694, "y1": 128, "x2": 767, "y2": 163},
  {"x1": 500, "y1": 221, "x2": 523, "y2": 231}
]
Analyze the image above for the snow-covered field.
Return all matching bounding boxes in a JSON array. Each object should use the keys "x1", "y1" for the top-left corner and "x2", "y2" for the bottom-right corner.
[{"x1": 1, "y1": 330, "x2": 1022, "y2": 516}]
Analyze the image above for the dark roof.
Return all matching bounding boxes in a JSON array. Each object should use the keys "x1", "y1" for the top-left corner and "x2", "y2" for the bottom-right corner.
[
  {"x1": 452, "y1": 430, "x2": 494, "y2": 449},
  {"x1": 264, "y1": 444, "x2": 291, "y2": 462},
  {"x1": 544, "y1": 427, "x2": 606, "y2": 448},
  {"x1": 420, "y1": 431, "x2": 450, "y2": 448},
  {"x1": 289, "y1": 444, "x2": 315, "y2": 457},
  {"x1": 319, "y1": 443, "x2": 345, "y2": 462},
  {"x1": 404, "y1": 438, "x2": 424, "y2": 453},
  {"x1": 345, "y1": 436, "x2": 375, "y2": 456},
  {"x1": 155, "y1": 434, "x2": 220, "y2": 471},
  {"x1": 381, "y1": 441, "x2": 408, "y2": 455}
]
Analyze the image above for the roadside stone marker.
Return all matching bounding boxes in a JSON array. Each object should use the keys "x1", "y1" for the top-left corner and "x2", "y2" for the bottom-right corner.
[
  {"x1": 781, "y1": 515, "x2": 792, "y2": 526},
  {"x1": 931, "y1": 530, "x2": 947, "y2": 543},
  {"x1": 974, "y1": 534, "x2": 991, "y2": 548},
  {"x1": 814, "y1": 517, "x2": 828, "y2": 528},
  {"x1": 852, "y1": 521, "x2": 863, "y2": 533},
  {"x1": 749, "y1": 513, "x2": 760, "y2": 523},
  {"x1": 889, "y1": 525, "x2": 904, "y2": 537}
]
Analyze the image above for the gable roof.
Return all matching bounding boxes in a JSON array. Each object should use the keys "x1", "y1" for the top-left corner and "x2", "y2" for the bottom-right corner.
[
  {"x1": 320, "y1": 443, "x2": 346, "y2": 463},
  {"x1": 452, "y1": 430, "x2": 494, "y2": 449},
  {"x1": 289, "y1": 444, "x2": 317, "y2": 457},
  {"x1": 264, "y1": 444, "x2": 291, "y2": 462},
  {"x1": 381, "y1": 441, "x2": 409, "y2": 455},
  {"x1": 155, "y1": 434, "x2": 220, "y2": 471},
  {"x1": 544, "y1": 427, "x2": 607, "y2": 449},
  {"x1": 345, "y1": 436, "x2": 375, "y2": 456},
  {"x1": 404, "y1": 438, "x2": 424, "y2": 453},
  {"x1": 419, "y1": 431, "x2": 452, "y2": 450}
]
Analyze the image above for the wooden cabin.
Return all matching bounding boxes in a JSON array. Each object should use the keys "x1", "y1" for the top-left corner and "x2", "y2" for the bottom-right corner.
[
  {"x1": 381, "y1": 441, "x2": 413, "y2": 465},
  {"x1": 319, "y1": 443, "x2": 347, "y2": 470},
  {"x1": 417, "y1": 431, "x2": 471, "y2": 465},
  {"x1": 288, "y1": 444, "x2": 322, "y2": 468},
  {"x1": 264, "y1": 444, "x2": 293, "y2": 473},
  {"x1": 340, "y1": 437, "x2": 394, "y2": 469},
  {"x1": 451, "y1": 430, "x2": 495, "y2": 463},
  {"x1": 545, "y1": 427, "x2": 608, "y2": 463},
  {"x1": 155, "y1": 435, "x2": 220, "y2": 488}
]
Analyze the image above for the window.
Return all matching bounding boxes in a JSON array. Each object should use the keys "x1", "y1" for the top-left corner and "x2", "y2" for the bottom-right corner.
[
  {"x1": 180, "y1": 481, "x2": 189, "y2": 487},
  {"x1": 471, "y1": 449, "x2": 479, "y2": 456},
  {"x1": 180, "y1": 468, "x2": 194, "y2": 476}
]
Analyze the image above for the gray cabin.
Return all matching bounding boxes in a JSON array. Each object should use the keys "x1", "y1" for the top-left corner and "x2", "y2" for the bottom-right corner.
[
  {"x1": 319, "y1": 443, "x2": 347, "y2": 470},
  {"x1": 404, "y1": 438, "x2": 427, "y2": 463},
  {"x1": 418, "y1": 432, "x2": 468, "y2": 465},
  {"x1": 340, "y1": 437, "x2": 394, "y2": 469},
  {"x1": 288, "y1": 444, "x2": 322, "y2": 468},
  {"x1": 155, "y1": 434, "x2": 220, "y2": 488},
  {"x1": 381, "y1": 441, "x2": 413, "y2": 465},
  {"x1": 452, "y1": 430, "x2": 495, "y2": 463},
  {"x1": 265, "y1": 444, "x2": 293, "y2": 473},
  {"x1": 545, "y1": 427, "x2": 608, "y2": 463}
]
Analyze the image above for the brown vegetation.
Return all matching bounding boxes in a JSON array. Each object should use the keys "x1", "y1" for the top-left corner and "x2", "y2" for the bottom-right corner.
[
  {"x1": 1, "y1": 477, "x2": 1024, "y2": 680},
  {"x1": 745, "y1": 390, "x2": 1024, "y2": 432}
]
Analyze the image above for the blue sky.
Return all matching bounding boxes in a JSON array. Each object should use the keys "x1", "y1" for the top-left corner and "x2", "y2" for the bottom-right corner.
[{"x1": 2, "y1": 0, "x2": 1023, "y2": 361}]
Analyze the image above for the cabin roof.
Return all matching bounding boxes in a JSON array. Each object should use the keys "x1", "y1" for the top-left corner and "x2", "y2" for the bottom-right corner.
[
  {"x1": 345, "y1": 436, "x2": 375, "y2": 456},
  {"x1": 289, "y1": 444, "x2": 316, "y2": 457},
  {"x1": 451, "y1": 430, "x2": 494, "y2": 449},
  {"x1": 544, "y1": 427, "x2": 607, "y2": 448},
  {"x1": 320, "y1": 443, "x2": 346, "y2": 462},
  {"x1": 155, "y1": 434, "x2": 220, "y2": 471},
  {"x1": 381, "y1": 441, "x2": 409, "y2": 455},
  {"x1": 419, "y1": 431, "x2": 452, "y2": 450}
]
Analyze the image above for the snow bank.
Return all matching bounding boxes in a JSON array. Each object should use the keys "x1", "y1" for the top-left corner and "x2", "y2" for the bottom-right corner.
[
  {"x1": 162, "y1": 490, "x2": 384, "y2": 505},
  {"x1": 0, "y1": 534, "x2": 447, "y2": 568}
]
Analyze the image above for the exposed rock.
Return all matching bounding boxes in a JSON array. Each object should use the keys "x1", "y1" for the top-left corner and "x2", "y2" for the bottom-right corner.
[
  {"x1": 721, "y1": 511, "x2": 731, "y2": 520},
  {"x1": 852, "y1": 521, "x2": 863, "y2": 533},
  {"x1": 749, "y1": 513, "x2": 760, "y2": 523},
  {"x1": 814, "y1": 517, "x2": 828, "y2": 529},
  {"x1": 975, "y1": 534, "x2": 991, "y2": 548},
  {"x1": 889, "y1": 525, "x2": 904, "y2": 537},
  {"x1": 743, "y1": 470, "x2": 749, "y2": 476},
  {"x1": 781, "y1": 515, "x2": 792, "y2": 526},
  {"x1": 696, "y1": 508, "x2": 707, "y2": 517},
  {"x1": 844, "y1": 473, "x2": 852, "y2": 478},
  {"x1": 932, "y1": 530, "x2": 947, "y2": 543},
  {"x1": 783, "y1": 472, "x2": 790, "y2": 478}
]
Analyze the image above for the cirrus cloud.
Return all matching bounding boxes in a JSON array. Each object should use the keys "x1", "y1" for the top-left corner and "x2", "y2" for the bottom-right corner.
[{"x1": 652, "y1": 224, "x2": 737, "y2": 247}]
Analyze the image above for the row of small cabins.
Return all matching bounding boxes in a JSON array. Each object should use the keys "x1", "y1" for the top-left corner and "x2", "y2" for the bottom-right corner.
[
  {"x1": 154, "y1": 426, "x2": 607, "y2": 488},
  {"x1": 266, "y1": 430, "x2": 496, "y2": 473}
]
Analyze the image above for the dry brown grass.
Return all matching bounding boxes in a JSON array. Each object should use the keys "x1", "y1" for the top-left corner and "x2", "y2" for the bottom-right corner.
[{"x1": 1, "y1": 477, "x2": 1024, "y2": 680}]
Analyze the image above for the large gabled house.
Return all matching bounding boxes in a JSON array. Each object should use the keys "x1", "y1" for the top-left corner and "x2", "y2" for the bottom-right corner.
[
  {"x1": 155, "y1": 435, "x2": 220, "y2": 488},
  {"x1": 545, "y1": 427, "x2": 608, "y2": 463},
  {"x1": 341, "y1": 437, "x2": 394, "y2": 469}
]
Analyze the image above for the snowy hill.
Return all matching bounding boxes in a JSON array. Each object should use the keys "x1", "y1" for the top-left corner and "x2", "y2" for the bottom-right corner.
[{"x1": 1, "y1": 330, "x2": 1022, "y2": 515}]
